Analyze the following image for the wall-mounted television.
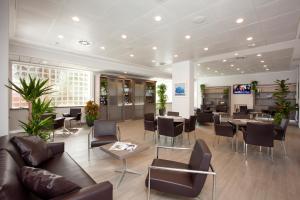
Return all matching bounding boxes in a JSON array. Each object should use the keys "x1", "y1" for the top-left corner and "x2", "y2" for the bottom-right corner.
[{"x1": 233, "y1": 84, "x2": 251, "y2": 94}]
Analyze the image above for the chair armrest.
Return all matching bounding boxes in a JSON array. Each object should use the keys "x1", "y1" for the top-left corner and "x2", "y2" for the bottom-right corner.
[
  {"x1": 53, "y1": 181, "x2": 113, "y2": 200},
  {"x1": 63, "y1": 113, "x2": 71, "y2": 117},
  {"x1": 156, "y1": 146, "x2": 191, "y2": 159},
  {"x1": 117, "y1": 125, "x2": 121, "y2": 141},
  {"x1": 148, "y1": 165, "x2": 216, "y2": 176},
  {"x1": 47, "y1": 142, "x2": 64, "y2": 155}
]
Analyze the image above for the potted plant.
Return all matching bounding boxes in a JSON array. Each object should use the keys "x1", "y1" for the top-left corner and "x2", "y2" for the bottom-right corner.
[
  {"x1": 85, "y1": 100, "x2": 99, "y2": 126},
  {"x1": 157, "y1": 83, "x2": 167, "y2": 116},
  {"x1": 273, "y1": 79, "x2": 295, "y2": 125},
  {"x1": 6, "y1": 75, "x2": 54, "y2": 141},
  {"x1": 251, "y1": 81, "x2": 258, "y2": 94},
  {"x1": 223, "y1": 88, "x2": 229, "y2": 98}
]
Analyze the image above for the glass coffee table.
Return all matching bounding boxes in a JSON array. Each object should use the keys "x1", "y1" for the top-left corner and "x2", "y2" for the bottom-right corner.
[{"x1": 100, "y1": 141, "x2": 150, "y2": 188}]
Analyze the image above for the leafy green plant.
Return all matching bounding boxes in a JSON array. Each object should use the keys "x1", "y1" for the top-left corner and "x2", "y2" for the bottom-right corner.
[
  {"x1": 85, "y1": 100, "x2": 99, "y2": 126},
  {"x1": 6, "y1": 76, "x2": 54, "y2": 140},
  {"x1": 157, "y1": 84, "x2": 167, "y2": 113},
  {"x1": 100, "y1": 79, "x2": 108, "y2": 94},
  {"x1": 200, "y1": 84, "x2": 206, "y2": 95},
  {"x1": 273, "y1": 79, "x2": 295, "y2": 125},
  {"x1": 223, "y1": 88, "x2": 229, "y2": 95},
  {"x1": 251, "y1": 81, "x2": 258, "y2": 94}
]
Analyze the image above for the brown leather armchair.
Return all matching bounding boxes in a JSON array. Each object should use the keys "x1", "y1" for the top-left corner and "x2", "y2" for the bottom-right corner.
[
  {"x1": 274, "y1": 118, "x2": 289, "y2": 156},
  {"x1": 88, "y1": 120, "x2": 120, "y2": 160},
  {"x1": 167, "y1": 111, "x2": 180, "y2": 116},
  {"x1": 184, "y1": 115, "x2": 197, "y2": 144},
  {"x1": 157, "y1": 117, "x2": 183, "y2": 146},
  {"x1": 145, "y1": 139, "x2": 216, "y2": 200},
  {"x1": 242, "y1": 122, "x2": 274, "y2": 160},
  {"x1": 144, "y1": 113, "x2": 157, "y2": 142}
]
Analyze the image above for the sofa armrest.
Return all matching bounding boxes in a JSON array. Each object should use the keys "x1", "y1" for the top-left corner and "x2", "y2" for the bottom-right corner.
[
  {"x1": 47, "y1": 142, "x2": 65, "y2": 155},
  {"x1": 53, "y1": 181, "x2": 113, "y2": 200}
]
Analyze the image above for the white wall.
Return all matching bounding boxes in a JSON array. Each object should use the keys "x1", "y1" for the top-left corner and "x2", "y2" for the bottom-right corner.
[
  {"x1": 172, "y1": 61, "x2": 194, "y2": 118},
  {"x1": 0, "y1": 0, "x2": 9, "y2": 136}
]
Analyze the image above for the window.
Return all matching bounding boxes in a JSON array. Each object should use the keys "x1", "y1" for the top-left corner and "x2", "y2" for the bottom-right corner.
[{"x1": 11, "y1": 63, "x2": 92, "y2": 108}]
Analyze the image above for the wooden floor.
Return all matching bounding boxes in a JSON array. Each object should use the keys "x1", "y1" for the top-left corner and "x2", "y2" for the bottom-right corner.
[{"x1": 55, "y1": 120, "x2": 300, "y2": 200}]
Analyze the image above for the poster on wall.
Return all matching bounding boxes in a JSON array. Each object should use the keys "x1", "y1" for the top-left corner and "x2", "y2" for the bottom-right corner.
[{"x1": 175, "y1": 83, "x2": 185, "y2": 96}]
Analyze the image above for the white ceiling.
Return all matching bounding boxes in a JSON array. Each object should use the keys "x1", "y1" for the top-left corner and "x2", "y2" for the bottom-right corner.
[{"x1": 10, "y1": 0, "x2": 300, "y2": 76}]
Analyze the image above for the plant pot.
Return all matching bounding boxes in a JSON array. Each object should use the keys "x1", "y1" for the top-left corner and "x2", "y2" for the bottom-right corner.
[
  {"x1": 159, "y1": 109, "x2": 166, "y2": 116},
  {"x1": 86, "y1": 118, "x2": 95, "y2": 127}
]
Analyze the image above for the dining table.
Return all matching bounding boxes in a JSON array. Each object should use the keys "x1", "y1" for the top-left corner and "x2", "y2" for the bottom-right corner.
[{"x1": 156, "y1": 115, "x2": 185, "y2": 122}]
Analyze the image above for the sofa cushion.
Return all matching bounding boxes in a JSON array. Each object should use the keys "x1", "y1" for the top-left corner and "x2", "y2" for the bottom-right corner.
[
  {"x1": 0, "y1": 150, "x2": 30, "y2": 200},
  {"x1": 39, "y1": 152, "x2": 96, "y2": 188},
  {"x1": 11, "y1": 136, "x2": 53, "y2": 167},
  {"x1": 21, "y1": 166, "x2": 80, "y2": 199}
]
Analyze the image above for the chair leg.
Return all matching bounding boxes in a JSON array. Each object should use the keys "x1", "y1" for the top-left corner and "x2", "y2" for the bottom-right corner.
[
  {"x1": 194, "y1": 130, "x2": 197, "y2": 141},
  {"x1": 172, "y1": 137, "x2": 175, "y2": 146},
  {"x1": 52, "y1": 130, "x2": 55, "y2": 142},
  {"x1": 259, "y1": 146, "x2": 262, "y2": 152},
  {"x1": 188, "y1": 132, "x2": 190, "y2": 145},
  {"x1": 281, "y1": 141, "x2": 287, "y2": 156},
  {"x1": 144, "y1": 130, "x2": 146, "y2": 140},
  {"x1": 271, "y1": 147, "x2": 274, "y2": 161},
  {"x1": 231, "y1": 137, "x2": 234, "y2": 150},
  {"x1": 213, "y1": 135, "x2": 217, "y2": 147},
  {"x1": 88, "y1": 147, "x2": 90, "y2": 161},
  {"x1": 217, "y1": 136, "x2": 220, "y2": 144},
  {"x1": 245, "y1": 143, "x2": 248, "y2": 160}
]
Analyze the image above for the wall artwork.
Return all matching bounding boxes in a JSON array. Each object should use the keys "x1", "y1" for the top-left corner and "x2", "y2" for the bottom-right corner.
[{"x1": 175, "y1": 83, "x2": 185, "y2": 96}]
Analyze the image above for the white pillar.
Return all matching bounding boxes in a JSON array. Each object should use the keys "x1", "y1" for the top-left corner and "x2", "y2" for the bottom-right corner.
[
  {"x1": 0, "y1": 0, "x2": 10, "y2": 136},
  {"x1": 172, "y1": 61, "x2": 194, "y2": 118}
]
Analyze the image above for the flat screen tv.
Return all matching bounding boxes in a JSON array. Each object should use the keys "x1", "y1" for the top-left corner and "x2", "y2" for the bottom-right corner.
[{"x1": 233, "y1": 84, "x2": 251, "y2": 94}]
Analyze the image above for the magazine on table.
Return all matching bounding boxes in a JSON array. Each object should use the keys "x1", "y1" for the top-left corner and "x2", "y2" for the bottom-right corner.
[{"x1": 109, "y1": 141, "x2": 138, "y2": 151}]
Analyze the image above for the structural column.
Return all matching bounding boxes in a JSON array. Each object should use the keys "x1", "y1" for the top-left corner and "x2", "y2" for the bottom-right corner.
[
  {"x1": 172, "y1": 61, "x2": 194, "y2": 118},
  {"x1": 0, "y1": 0, "x2": 10, "y2": 136}
]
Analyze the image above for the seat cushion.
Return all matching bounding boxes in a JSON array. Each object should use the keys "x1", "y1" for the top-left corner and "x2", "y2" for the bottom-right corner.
[
  {"x1": 11, "y1": 136, "x2": 53, "y2": 167},
  {"x1": 39, "y1": 152, "x2": 96, "y2": 188},
  {"x1": 145, "y1": 159, "x2": 194, "y2": 197},
  {"x1": 91, "y1": 135, "x2": 118, "y2": 148},
  {"x1": 21, "y1": 166, "x2": 80, "y2": 199}
]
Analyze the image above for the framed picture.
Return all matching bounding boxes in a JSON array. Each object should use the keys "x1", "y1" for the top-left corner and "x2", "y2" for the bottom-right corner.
[{"x1": 175, "y1": 83, "x2": 185, "y2": 96}]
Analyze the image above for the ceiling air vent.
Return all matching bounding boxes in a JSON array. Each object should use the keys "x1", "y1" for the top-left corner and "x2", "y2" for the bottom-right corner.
[{"x1": 235, "y1": 56, "x2": 246, "y2": 60}]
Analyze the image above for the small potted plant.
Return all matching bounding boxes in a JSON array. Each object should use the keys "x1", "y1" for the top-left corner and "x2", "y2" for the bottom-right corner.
[{"x1": 84, "y1": 100, "x2": 99, "y2": 127}]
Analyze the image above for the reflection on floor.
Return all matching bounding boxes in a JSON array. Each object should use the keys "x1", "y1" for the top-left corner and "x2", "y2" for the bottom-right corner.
[{"x1": 54, "y1": 120, "x2": 300, "y2": 200}]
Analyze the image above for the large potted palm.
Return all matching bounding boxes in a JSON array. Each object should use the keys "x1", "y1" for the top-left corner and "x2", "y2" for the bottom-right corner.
[
  {"x1": 6, "y1": 75, "x2": 54, "y2": 141},
  {"x1": 157, "y1": 83, "x2": 167, "y2": 116}
]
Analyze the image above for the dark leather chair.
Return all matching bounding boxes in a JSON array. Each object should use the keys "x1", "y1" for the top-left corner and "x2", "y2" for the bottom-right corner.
[
  {"x1": 0, "y1": 135, "x2": 113, "y2": 200},
  {"x1": 239, "y1": 106, "x2": 248, "y2": 114},
  {"x1": 167, "y1": 111, "x2": 180, "y2": 116},
  {"x1": 232, "y1": 112, "x2": 251, "y2": 119},
  {"x1": 213, "y1": 114, "x2": 237, "y2": 151},
  {"x1": 216, "y1": 104, "x2": 227, "y2": 113},
  {"x1": 41, "y1": 113, "x2": 65, "y2": 141},
  {"x1": 274, "y1": 118, "x2": 289, "y2": 156},
  {"x1": 63, "y1": 108, "x2": 82, "y2": 127},
  {"x1": 144, "y1": 113, "x2": 157, "y2": 142},
  {"x1": 88, "y1": 120, "x2": 120, "y2": 160},
  {"x1": 145, "y1": 139, "x2": 216, "y2": 199},
  {"x1": 197, "y1": 112, "x2": 213, "y2": 124},
  {"x1": 242, "y1": 122, "x2": 274, "y2": 160},
  {"x1": 157, "y1": 117, "x2": 183, "y2": 146},
  {"x1": 184, "y1": 115, "x2": 197, "y2": 144}
]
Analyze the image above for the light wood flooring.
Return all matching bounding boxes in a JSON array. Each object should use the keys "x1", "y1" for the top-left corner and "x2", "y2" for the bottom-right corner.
[{"x1": 55, "y1": 120, "x2": 300, "y2": 200}]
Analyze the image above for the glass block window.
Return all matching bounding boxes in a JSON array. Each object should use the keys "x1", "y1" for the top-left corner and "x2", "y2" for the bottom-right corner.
[{"x1": 11, "y1": 63, "x2": 92, "y2": 108}]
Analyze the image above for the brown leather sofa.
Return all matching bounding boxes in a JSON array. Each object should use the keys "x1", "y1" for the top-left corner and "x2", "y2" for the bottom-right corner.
[{"x1": 0, "y1": 135, "x2": 113, "y2": 200}]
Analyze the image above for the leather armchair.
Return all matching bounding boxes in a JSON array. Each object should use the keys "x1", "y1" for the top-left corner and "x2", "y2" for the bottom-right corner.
[
  {"x1": 88, "y1": 120, "x2": 120, "y2": 160},
  {"x1": 213, "y1": 114, "x2": 237, "y2": 151},
  {"x1": 242, "y1": 122, "x2": 274, "y2": 160},
  {"x1": 144, "y1": 113, "x2": 157, "y2": 142},
  {"x1": 167, "y1": 111, "x2": 180, "y2": 116},
  {"x1": 196, "y1": 112, "x2": 213, "y2": 124},
  {"x1": 145, "y1": 139, "x2": 216, "y2": 200},
  {"x1": 157, "y1": 117, "x2": 183, "y2": 146},
  {"x1": 63, "y1": 108, "x2": 82, "y2": 127},
  {"x1": 274, "y1": 118, "x2": 289, "y2": 156},
  {"x1": 184, "y1": 115, "x2": 197, "y2": 144},
  {"x1": 41, "y1": 113, "x2": 65, "y2": 141}
]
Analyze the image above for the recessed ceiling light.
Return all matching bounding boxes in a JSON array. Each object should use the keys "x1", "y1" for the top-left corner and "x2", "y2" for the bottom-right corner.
[
  {"x1": 257, "y1": 54, "x2": 262, "y2": 57},
  {"x1": 124, "y1": 72, "x2": 128, "y2": 74},
  {"x1": 197, "y1": 63, "x2": 201, "y2": 66},
  {"x1": 234, "y1": 52, "x2": 239, "y2": 56},
  {"x1": 152, "y1": 46, "x2": 157, "y2": 50},
  {"x1": 207, "y1": 67, "x2": 210, "y2": 70},
  {"x1": 78, "y1": 40, "x2": 91, "y2": 46},
  {"x1": 214, "y1": 70, "x2": 218, "y2": 73},
  {"x1": 173, "y1": 54, "x2": 178, "y2": 58},
  {"x1": 265, "y1": 68, "x2": 270, "y2": 71},
  {"x1": 236, "y1": 68, "x2": 240, "y2": 71},
  {"x1": 222, "y1": 59, "x2": 227, "y2": 62},
  {"x1": 154, "y1": 16, "x2": 162, "y2": 22},
  {"x1": 204, "y1": 47, "x2": 209, "y2": 51},
  {"x1": 152, "y1": 60, "x2": 156, "y2": 63},
  {"x1": 100, "y1": 46, "x2": 105, "y2": 50},
  {"x1": 236, "y1": 18, "x2": 244, "y2": 24},
  {"x1": 246, "y1": 37, "x2": 253, "y2": 41},
  {"x1": 263, "y1": 65, "x2": 268, "y2": 68},
  {"x1": 57, "y1": 35, "x2": 64, "y2": 39},
  {"x1": 42, "y1": 61, "x2": 48, "y2": 64},
  {"x1": 121, "y1": 34, "x2": 127, "y2": 39},
  {"x1": 72, "y1": 16, "x2": 80, "y2": 22},
  {"x1": 130, "y1": 54, "x2": 134, "y2": 57},
  {"x1": 185, "y1": 35, "x2": 191, "y2": 39},
  {"x1": 248, "y1": 43, "x2": 256, "y2": 47},
  {"x1": 241, "y1": 71, "x2": 245, "y2": 74},
  {"x1": 230, "y1": 64, "x2": 234, "y2": 67},
  {"x1": 260, "y1": 60, "x2": 265, "y2": 63}
]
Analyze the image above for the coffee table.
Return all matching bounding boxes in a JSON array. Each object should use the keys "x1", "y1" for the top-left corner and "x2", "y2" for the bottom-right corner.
[{"x1": 100, "y1": 141, "x2": 150, "y2": 188}]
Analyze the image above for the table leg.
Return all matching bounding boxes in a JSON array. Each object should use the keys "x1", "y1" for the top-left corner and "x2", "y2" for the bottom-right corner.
[
  {"x1": 63, "y1": 120, "x2": 72, "y2": 134},
  {"x1": 115, "y1": 159, "x2": 141, "y2": 188},
  {"x1": 235, "y1": 124, "x2": 239, "y2": 152}
]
